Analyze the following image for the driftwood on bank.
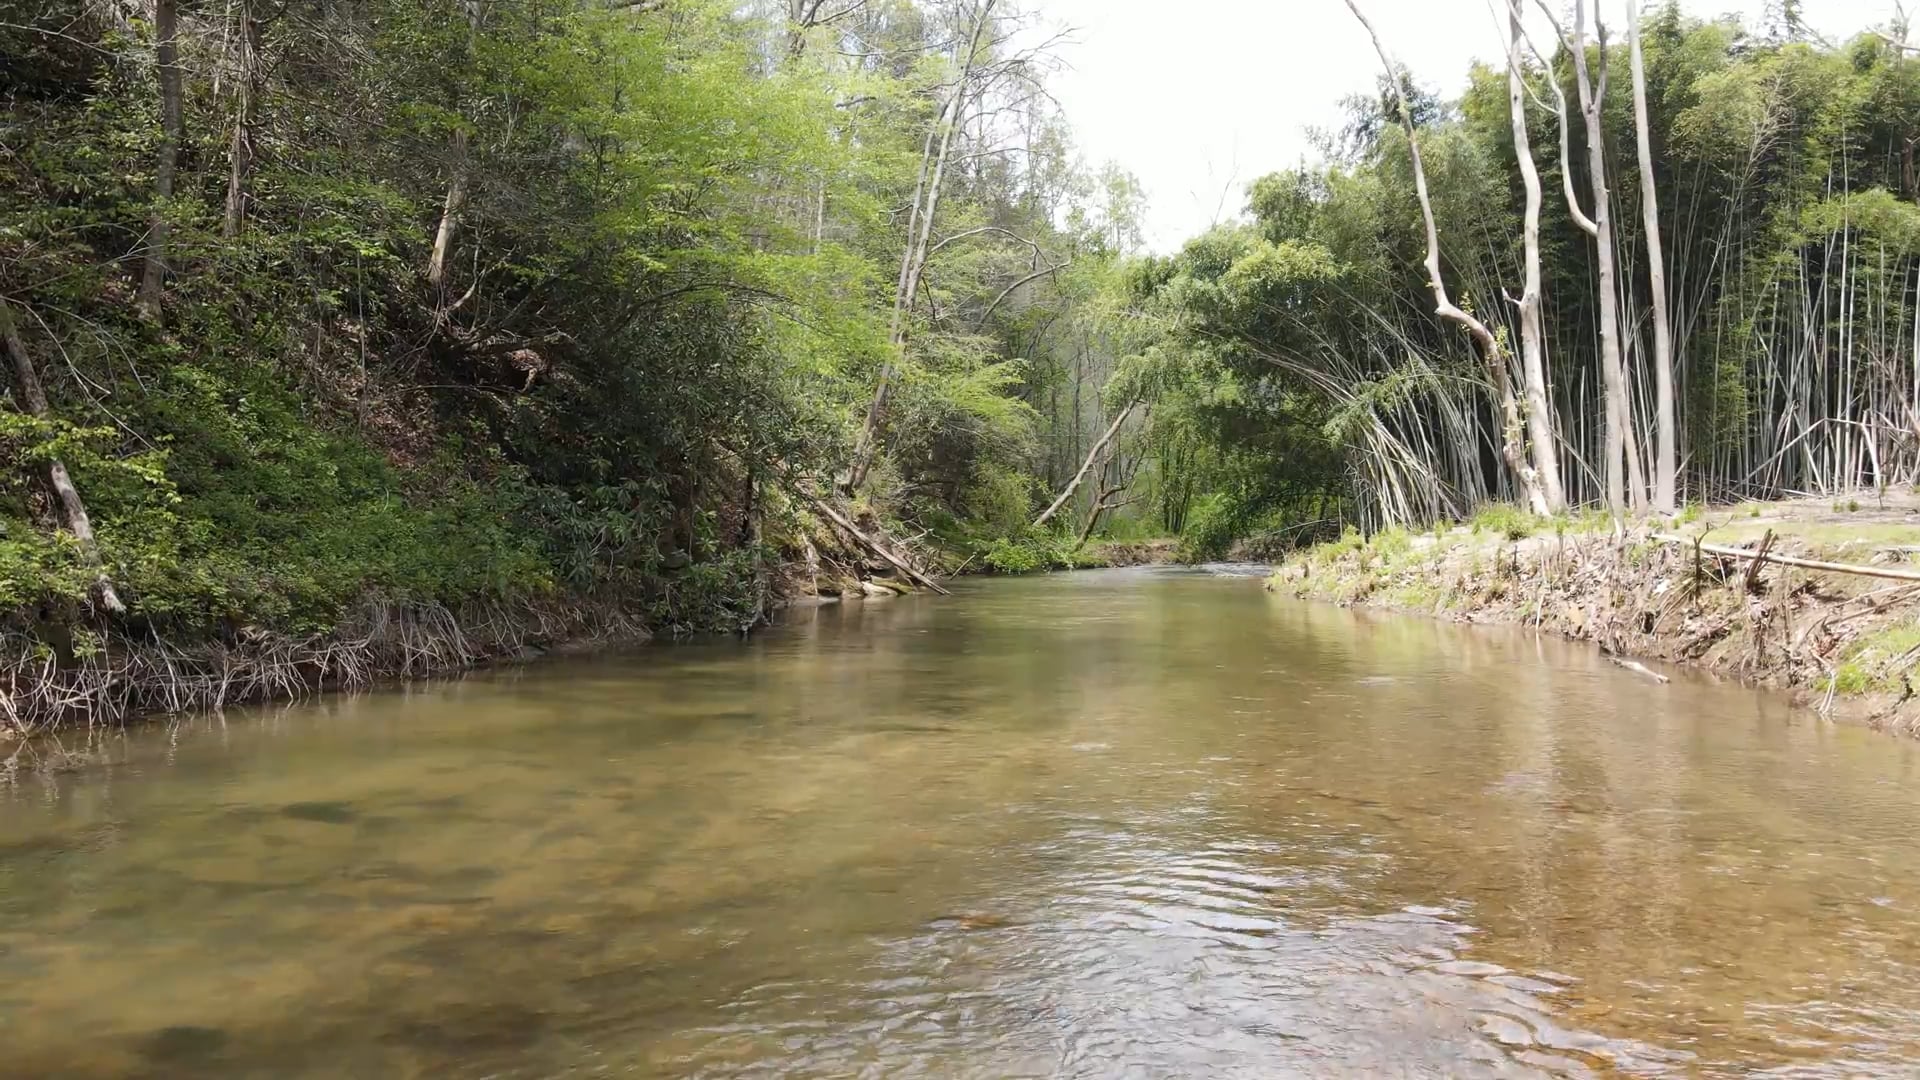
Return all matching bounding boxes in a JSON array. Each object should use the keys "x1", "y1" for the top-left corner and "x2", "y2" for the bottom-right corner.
[
  {"x1": 794, "y1": 487, "x2": 951, "y2": 595},
  {"x1": 1603, "y1": 651, "x2": 1671, "y2": 684},
  {"x1": 1654, "y1": 533, "x2": 1920, "y2": 584}
]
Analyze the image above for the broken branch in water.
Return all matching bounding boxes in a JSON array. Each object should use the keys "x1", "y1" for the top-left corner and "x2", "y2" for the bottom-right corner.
[{"x1": 1603, "y1": 651, "x2": 1671, "y2": 683}]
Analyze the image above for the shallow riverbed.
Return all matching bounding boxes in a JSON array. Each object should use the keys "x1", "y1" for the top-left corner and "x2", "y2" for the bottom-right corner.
[{"x1": 5, "y1": 568, "x2": 1920, "y2": 1077}]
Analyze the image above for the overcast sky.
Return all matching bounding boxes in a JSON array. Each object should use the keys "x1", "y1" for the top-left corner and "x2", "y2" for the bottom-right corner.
[{"x1": 1024, "y1": 0, "x2": 1899, "y2": 251}]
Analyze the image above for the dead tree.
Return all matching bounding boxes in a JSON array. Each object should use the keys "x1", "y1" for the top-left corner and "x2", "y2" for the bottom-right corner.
[
  {"x1": 1035, "y1": 402, "x2": 1134, "y2": 527},
  {"x1": 1506, "y1": 0, "x2": 1566, "y2": 512},
  {"x1": 221, "y1": 0, "x2": 265, "y2": 238},
  {"x1": 1628, "y1": 0, "x2": 1677, "y2": 512},
  {"x1": 1542, "y1": 0, "x2": 1638, "y2": 516},
  {"x1": 427, "y1": 0, "x2": 482, "y2": 292},
  {"x1": 1345, "y1": 0, "x2": 1547, "y2": 514},
  {"x1": 0, "y1": 298, "x2": 127, "y2": 614}
]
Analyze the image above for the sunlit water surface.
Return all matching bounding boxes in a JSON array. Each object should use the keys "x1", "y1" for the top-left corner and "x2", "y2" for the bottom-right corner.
[{"x1": 5, "y1": 568, "x2": 1920, "y2": 1078}]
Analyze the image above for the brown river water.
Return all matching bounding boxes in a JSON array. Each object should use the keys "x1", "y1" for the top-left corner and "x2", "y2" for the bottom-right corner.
[{"x1": 5, "y1": 567, "x2": 1920, "y2": 1078}]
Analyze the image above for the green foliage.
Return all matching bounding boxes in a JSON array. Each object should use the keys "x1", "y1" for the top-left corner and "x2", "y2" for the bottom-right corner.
[
  {"x1": 979, "y1": 528, "x2": 1076, "y2": 575},
  {"x1": 1469, "y1": 504, "x2": 1540, "y2": 541},
  {"x1": 0, "y1": 0, "x2": 1126, "y2": 651}
]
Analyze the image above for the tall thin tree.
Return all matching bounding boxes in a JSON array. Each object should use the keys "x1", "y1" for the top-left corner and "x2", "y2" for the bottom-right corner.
[
  {"x1": 221, "y1": 0, "x2": 264, "y2": 239},
  {"x1": 1628, "y1": 0, "x2": 1677, "y2": 512},
  {"x1": 1344, "y1": 0, "x2": 1547, "y2": 514},
  {"x1": 1544, "y1": 0, "x2": 1635, "y2": 515},
  {"x1": 1507, "y1": 0, "x2": 1566, "y2": 512},
  {"x1": 846, "y1": 0, "x2": 997, "y2": 492},
  {"x1": 136, "y1": 0, "x2": 184, "y2": 322}
]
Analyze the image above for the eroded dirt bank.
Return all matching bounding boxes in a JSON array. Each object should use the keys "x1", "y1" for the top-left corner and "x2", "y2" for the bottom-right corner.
[{"x1": 1272, "y1": 497, "x2": 1920, "y2": 735}]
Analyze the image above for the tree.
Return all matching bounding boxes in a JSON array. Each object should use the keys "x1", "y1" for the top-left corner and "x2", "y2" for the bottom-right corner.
[
  {"x1": 847, "y1": 0, "x2": 998, "y2": 493},
  {"x1": 1507, "y1": 0, "x2": 1566, "y2": 512},
  {"x1": 1345, "y1": 0, "x2": 1546, "y2": 514},
  {"x1": 0, "y1": 298, "x2": 125, "y2": 614},
  {"x1": 135, "y1": 0, "x2": 182, "y2": 322},
  {"x1": 1548, "y1": 0, "x2": 1637, "y2": 515},
  {"x1": 221, "y1": 0, "x2": 265, "y2": 238},
  {"x1": 1628, "y1": 0, "x2": 1677, "y2": 512}
]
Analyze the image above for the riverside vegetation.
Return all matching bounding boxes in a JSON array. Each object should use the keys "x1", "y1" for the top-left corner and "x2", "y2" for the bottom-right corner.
[
  {"x1": 7, "y1": 0, "x2": 1920, "y2": 734},
  {"x1": 0, "y1": 0, "x2": 1167, "y2": 732}
]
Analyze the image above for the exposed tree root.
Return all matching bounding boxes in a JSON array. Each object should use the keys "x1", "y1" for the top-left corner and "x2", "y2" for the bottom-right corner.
[{"x1": 0, "y1": 596, "x2": 649, "y2": 738}]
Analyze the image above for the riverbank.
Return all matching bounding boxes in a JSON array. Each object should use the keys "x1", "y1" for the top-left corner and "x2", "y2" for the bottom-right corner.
[
  {"x1": 0, "y1": 524, "x2": 1178, "y2": 740},
  {"x1": 1271, "y1": 496, "x2": 1920, "y2": 735},
  {"x1": 0, "y1": 595, "x2": 658, "y2": 741}
]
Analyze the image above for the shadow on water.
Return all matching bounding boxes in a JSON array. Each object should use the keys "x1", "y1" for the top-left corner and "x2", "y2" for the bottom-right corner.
[{"x1": 4, "y1": 568, "x2": 1920, "y2": 1077}]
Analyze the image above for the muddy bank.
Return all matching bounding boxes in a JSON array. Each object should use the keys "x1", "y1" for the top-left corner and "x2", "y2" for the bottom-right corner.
[{"x1": 1273, "y1": 512, "x2": 1920, "y2": 735}]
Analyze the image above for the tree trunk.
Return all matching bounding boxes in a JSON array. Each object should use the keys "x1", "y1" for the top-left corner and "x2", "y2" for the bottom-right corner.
[
  {"x1": 1035, "y1": 402, "x2": 1134, "y2": 527},
  {"x1": 1345, "y1": 0, "x2": 1546, "y2": 514},
  {"x1": 846, "y1": 0, "x2": 996, "y2": 492},
  {"x1": 1508, "y1": 0, "x2": 1566, "y2": 512},
  {"x1": 427, "y1": 0, "x2": 481, "y2": 293},
  {"x1": 221, "y1": 0, "x2": 263, "y2": 239},
  {"x1": 1567, "y1": 0, "x2": 1634, "y2": 516},
  {"x1": 426, "y1": 128, "x2": 469, "y2": 291},
  {"x1": 1628, "y1": 0, "x2": 1677, "y2": 512},
  {"x1": 0, "y1": 298, "x2": 127, "y2": 614},
  {"x1": 136, "y1": 0, "x2": 183, "y2": 323}
]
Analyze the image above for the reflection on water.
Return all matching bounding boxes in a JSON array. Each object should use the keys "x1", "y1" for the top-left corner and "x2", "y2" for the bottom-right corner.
[{"x1": 4, "y1": 568, "x2": 1920, "y2": 1077}]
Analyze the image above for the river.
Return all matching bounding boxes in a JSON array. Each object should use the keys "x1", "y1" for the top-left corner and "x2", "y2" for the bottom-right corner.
[{"x1": 4, "y1": 568, "x2": 1920, "y2": 1077}]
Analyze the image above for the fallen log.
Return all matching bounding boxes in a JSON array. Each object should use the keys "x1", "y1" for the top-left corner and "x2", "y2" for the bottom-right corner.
[
  {"x1": 796, "y1": 489, "x2": 951, "y2": 596},
  {"x1": 1655, "y1": 533, "x2": 1920, "y2": 584}
]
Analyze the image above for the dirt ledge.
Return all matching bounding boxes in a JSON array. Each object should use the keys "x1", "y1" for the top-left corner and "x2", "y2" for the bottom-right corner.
[{"x1": 1271, "y1": 500, "x2": 1920, "y2": 736}]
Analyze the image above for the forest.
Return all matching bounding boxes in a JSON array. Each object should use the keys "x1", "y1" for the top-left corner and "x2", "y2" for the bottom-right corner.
[{"x1": 4, "y1": 0, "x2": 1920, "y2": 727}]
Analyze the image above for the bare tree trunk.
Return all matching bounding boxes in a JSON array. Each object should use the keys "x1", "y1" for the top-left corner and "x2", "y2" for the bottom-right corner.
[
  {"x1": 846, "y1": 0, "x2": 996, "y2": 492},
  {"x1": 1035, "y1": 402, "x2": 1134, "y2": 527},
  {"x1": 1628, "y1": 0, "x2": 1677, "y2": 512},
  {"x1": 426, "y1": 128, "x2": 469, "y2": 291},
  {"x1": 1558, "y1": 0, "x2": 1634, "y2": 516},
  {"x1": 1075, "y1": 445, "x2": 1143, "y2": 548},
  {"x1": 221, "y1": 0, "x2": 263, "y2": 239},
  {"x1": 428, "y1": 0, "x2": 481, "y2": 293},
  {"x1": 1345, "y1": 0, "x2": 1546, "y2": 514},
  {"x1": 0, "y1": 298, "x2": 127, "y2": 614},
  {"x1": 136, "y1": 0, "x2": 183, "y2": 323},
  {"x1": 1508, "y1": 0, "x2": 1566, "y2": 512}
]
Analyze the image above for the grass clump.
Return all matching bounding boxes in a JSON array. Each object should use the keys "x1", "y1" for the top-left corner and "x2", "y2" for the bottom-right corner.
[
  {"x1": 1470, "y1": 504, "x2": 1541, "y2": 541},
  {"x1": 1312, "y1": 526, "x2": 1368, "y2": 567},
  {"x1": 1824, "y1": 619, "x2": 1920, "y2": 695}
]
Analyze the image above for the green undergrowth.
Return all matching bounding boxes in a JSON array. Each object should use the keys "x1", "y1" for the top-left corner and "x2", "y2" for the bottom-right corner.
[{"x1": 1822, "y1": 619, "x2": 1920, "y2": 695}]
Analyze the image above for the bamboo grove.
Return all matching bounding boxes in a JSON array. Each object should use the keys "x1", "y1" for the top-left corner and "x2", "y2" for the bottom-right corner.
[{"x1": 1117, "y1": 1, "x2": 1920, "y2": 542}]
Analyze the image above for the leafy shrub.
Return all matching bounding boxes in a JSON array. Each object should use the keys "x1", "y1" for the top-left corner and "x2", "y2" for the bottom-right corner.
[{"x1": 979, "y1": 527, "x2": 1074, "y2": 574}]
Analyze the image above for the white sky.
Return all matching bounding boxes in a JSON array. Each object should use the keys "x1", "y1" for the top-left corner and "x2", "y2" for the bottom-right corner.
[{"x1": 1027, "y1": 0, "x2": 1899, "y2": 251}]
